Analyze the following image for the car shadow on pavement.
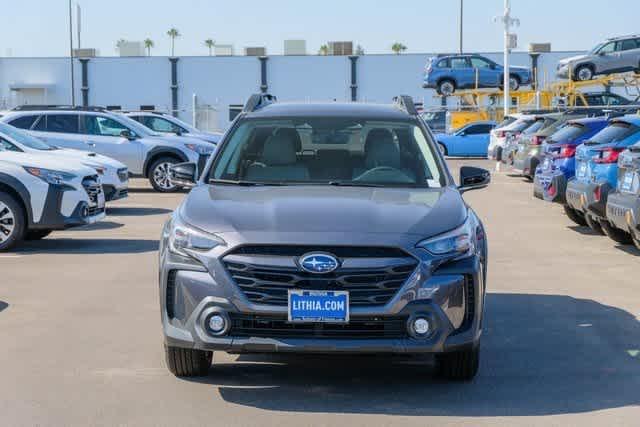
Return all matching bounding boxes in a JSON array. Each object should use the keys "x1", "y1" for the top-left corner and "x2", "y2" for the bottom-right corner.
[
  {"x1": 65, "y1": 221, "x2": 124, "y2": 231},
  {"x1": 107, "y1": 207, "x2": 173, "y2": 217},
  {"x1": 567, "y1": 225, "x2": 603, "y2": 236},
  {"x1": 127, "y1": 188, "x2": 189, "y2": 194},
  {"x1": 614, "y1": 244, "x2": 640, "y2": 256},
  {"x1": 13, "y1": 238, "x2": 158, "y2": 254},
  {"x1": 0, "y1": 301, "x2": 8, "y2": 312},
  {"x1": 184, "y1": 293, "x2": 640, "y2": 417}
]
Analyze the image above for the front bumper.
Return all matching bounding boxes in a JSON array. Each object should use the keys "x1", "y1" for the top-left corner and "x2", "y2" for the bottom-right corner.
[
  {"x1": 32, "y1": 183, "x2": 106, "y2": 230},
  {"x1": 606, "y1": 192, "x2": 640, "y2": 237},
  {"x1": 160, "y1": 251, "x2": 484, "y2": 355},
  {"x1": 513, "y1": 154, "x2": 541, "y2": 178},
  {"x1": 103, "y1": 184, "x2": 129, "y2": 202}
]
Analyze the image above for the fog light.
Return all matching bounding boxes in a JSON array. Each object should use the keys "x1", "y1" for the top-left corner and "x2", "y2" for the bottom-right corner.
[
  {"x1": 413, "y1": 317, "x2": 430, "y2": 335},
  {"x1": 208, "y1": 315, "x2": 226, "y2": 333}
]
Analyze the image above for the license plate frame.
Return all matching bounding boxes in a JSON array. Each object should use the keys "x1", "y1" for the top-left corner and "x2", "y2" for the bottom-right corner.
[
  {"x1": 621, "y1": 170, "x2": 634, "y2": 192},
  {"x1": 288, "y1": 290, "x2": 349, "y2": 324}
]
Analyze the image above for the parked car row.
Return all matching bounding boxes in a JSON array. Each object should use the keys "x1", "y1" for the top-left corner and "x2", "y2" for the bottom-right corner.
[
  {"x1": 496, "y1": 109, "x2": 640, "y2": 250},
  {"x1": 0, "y1": 107, "x2": 219, "y2": 251}
]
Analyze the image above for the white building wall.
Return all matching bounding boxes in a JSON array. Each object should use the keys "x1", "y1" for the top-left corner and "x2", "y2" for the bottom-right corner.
[{"x1": 0, "y1": 51, "x2": 585, "y2": 129}]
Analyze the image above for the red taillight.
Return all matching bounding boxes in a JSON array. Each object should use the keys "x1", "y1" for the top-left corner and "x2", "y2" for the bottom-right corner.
[
  {"x1": 593, "y1": 147, "x2": 624, "y2": 164},
  {"x1": 531, "y1": 135, "x2": 546, "y2": 146},
  {"x1": 554, "y1": 144, "x2": 577, "y2": 159},
  {"x1": 594, "y1": 185, "x2": 602, "y2": 202}
]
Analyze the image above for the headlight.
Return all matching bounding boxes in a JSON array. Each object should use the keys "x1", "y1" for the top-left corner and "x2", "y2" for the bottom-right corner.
[
  {"x1": 417, "y1": 215, "x2": 476, "y2": 259},
  {"x1": 168, "y1": 211, "x2": 225, "y2": 257},
  {"x1": 185, "y1": 143, "x2": 214, "y2": 155},
  {"x1": 24, "y1": 167, "x2": 76, "y2": 185}
]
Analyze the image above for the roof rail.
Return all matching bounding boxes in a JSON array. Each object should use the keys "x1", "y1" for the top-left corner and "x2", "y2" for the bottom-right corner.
[
  {"x1": 392, "y1": 95, "x2": 418, "y2": 116},
  {"x1": 11, "y1": 105, "x2": 107, "y2": 112},
  {"x1": 243, "y1": 93, "x2": 277, "y2": 113}
]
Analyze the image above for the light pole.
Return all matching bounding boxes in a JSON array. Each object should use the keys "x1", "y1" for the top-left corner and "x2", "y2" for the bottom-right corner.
[
  {"x1": 495, "y1": 0, "x2": 519, "y2": 116},
  {"x1": 68, "y1": 0, "x2": 75, "y2": 106},
  {"x1": 458, "y1": 0, "x2": 463, "y2": 54}
]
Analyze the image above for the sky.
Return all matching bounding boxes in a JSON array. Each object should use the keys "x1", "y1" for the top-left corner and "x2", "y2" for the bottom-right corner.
[{"x1": 0, "y1": 0, "x2": 638, "y2": 57}]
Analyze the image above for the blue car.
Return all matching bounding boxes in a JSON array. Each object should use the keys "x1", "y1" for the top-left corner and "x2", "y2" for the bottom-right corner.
[
  {"x1": 423, "y1": 54, "x2": 532, "y2": 96},
  {"x1": 534, "y1": 117, "x2": 609, "y2": 202},
  {"x1": 565, "y1": 115, "x2": 640, "y2": 237},
  {"x1": 434, "y1": 121, "x2": 496, "y2": 157}
]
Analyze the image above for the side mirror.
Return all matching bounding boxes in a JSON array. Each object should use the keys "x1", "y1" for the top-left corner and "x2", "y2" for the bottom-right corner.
[
  {"x1": 120, "y1": 130, "x2": 136, "y2": 140},
  {"x1": 170, "y1": 162, "x2": 197, "y2": 187},
  {"x1": 458, "y1": 166, "x2": 490, "y2": 193}
]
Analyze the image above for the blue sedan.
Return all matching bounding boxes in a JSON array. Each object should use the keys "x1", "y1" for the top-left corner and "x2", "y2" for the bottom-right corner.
[{"x1": 434, "y1": 121, "x2": 497, "y2": 157}]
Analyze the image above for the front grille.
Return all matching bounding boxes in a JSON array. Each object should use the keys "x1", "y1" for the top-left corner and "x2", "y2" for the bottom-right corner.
[
  {"x1": 229, "y1": 313, "x2": 409, "y2": 339},
  {"x1": 223, "y1": 246, "x2": 417, "y2": 307},
  {"x1": 607, "y1": 204, "x2": 627, "y2": 218},
  {"x1": 166, "y1": 271, "x2": 177, "y2": 318},
  {"x1": 117, "y1": 168, "x2": 129, "y2": 182},
  {"x1": 82, "y1": 175, "x2": 102, "y2": 206}
]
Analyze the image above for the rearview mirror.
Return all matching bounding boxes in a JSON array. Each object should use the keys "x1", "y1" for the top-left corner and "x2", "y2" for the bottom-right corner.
[
  {"x1": 170, "y1": 162, "x2": 197, "y2": 187},
  {"x1": 458, "y1": 166, "x2": 490, "y2": 193},
  {"x1": 120, "y1": 130, "x2": 136, "y2": 140}
]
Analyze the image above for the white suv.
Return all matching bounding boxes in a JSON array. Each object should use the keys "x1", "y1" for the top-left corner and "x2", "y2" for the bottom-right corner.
[
  {"x1": 125, "y1": 111, "x2": 223, "y2": 144},
  {"x1": 0, "y1": 150, "x2": 106, "y2": 251},
  {"x1": 0, "y1": 122, "x2": 129, "y2": 202},
  {"x1": 1, "y1": 107, "x2": 215, "y2": 192}
]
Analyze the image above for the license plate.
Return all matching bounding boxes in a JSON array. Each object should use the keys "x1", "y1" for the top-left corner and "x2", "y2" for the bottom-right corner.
[
  {"x1": 621, "y1": 171, "x2": 635, "y2": 192},
  {"x1": 577, "y1": 162, "x2": 587, "y2": 178},
  {"x1": 288, "y1": 290, "x2": 349, "y2": 323}
]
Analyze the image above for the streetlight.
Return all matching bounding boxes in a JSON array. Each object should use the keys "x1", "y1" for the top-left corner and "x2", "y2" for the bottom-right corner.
[
  {"x1": 458, "y1": 0, "x2": 464, "y2": 54},
  {"x1": 494, "y1": 0, "x2": 519, "y2": 116},
  {"x1": 68, "y1": 0, "x2": 75, "y2": 106}
]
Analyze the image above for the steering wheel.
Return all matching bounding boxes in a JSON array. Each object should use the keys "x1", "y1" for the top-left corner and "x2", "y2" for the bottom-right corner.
[{"x1": 354, "y1": 166, "x2": 412, "y2": 183}]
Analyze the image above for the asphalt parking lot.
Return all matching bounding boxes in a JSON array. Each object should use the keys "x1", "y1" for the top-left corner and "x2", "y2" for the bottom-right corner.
[{"x1": 2, "y1": 158, "x2": 639, "y2": 426}]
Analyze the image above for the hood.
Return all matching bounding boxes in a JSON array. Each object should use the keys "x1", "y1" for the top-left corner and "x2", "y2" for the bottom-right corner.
[
  {"x1": 0, "y1": 151, "x2": 97, "y2": 176},
  {"x1": 190, "y1": 131, "x2": 221, "y2": 144},
  {"x1": 45, "y1": 148, "x2": 126, "y2": 169},
  {"x1": 181, "y1": 185, "x2": 467, "y2": 238},
  {"x1": 508, "y1": 65, "x2": 530, "y2": 72},
  {"x1": 148, "y1": 134, "x2": 212, "y2": 148},
  {"x1": 559, "y1": 55, "x2": 589, "y2": 65}
]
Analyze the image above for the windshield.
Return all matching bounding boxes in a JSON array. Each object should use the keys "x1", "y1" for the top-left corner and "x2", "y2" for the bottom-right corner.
[
  {"x1": 209, "y1": 118, "x2": 444, "y2": 188},
  {"x1": 507, "y1": 119, "x2": 534, "y2": 132},
  {"x1": 496, "y1": 116, "x2": 517, "y2": 128},
  {"x1": 589, "y1": 42, "x2": 606, "y2": 55},
  {"x1": 548, "y1": 123, "x2": 587, "y2": 143},
  {"x1": 0, "y1": 122, "x2": 53, "y2": 150},
  {"x1": 110, "y1": 113, "x2": 158, "y2": 137},
  {"x1": 522, "y1": 119, "x2": 547, "y2": 135},
  {"x1": 585, "y1": 122, "x2": 639, "y2": 145}
]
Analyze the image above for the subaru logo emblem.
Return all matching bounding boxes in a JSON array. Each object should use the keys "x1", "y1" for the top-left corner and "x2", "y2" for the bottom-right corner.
[{"x1": 299, "y1": 253, "x2": 339, "y2": 274}]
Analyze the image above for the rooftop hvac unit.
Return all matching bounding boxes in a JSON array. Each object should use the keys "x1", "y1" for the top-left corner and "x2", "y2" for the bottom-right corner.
[
  {"x1": 117, "y1": 41, "x2": 145, "y2": 57},
  {"x1": 245, "y1": 47, "x2": 267, "y2": 56},
  {"x1": 214, "y1": 45, "x2": 234, "y2": 56},
  {"x1": 328, "y1": 41, "x2": 353, "y2": 56},
  {"x1": 284, "y1": 40, "x2": 307, "y2": 55},
  {"x1": 73, "y1": 48, "x2": 97, "y2": 58},
  {"x1": 529, "y1": 43, "x2": 551, "y2": 53}
]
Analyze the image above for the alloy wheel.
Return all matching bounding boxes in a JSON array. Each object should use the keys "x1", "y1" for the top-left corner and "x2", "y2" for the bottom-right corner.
[
  {"x1": 153, "y1": 162, "x2": 177, "y2": 191},
  {"x1": 0, "y1": 201, "x2": 16, "y2": 244},
  {"x1": 577, "y1": 67, "x2": 593, "y2": 81}
]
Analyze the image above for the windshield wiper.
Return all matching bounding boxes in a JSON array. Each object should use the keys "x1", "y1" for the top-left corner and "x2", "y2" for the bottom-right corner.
[{"x1": 209, "y1": 179, "x2": 285, "y2": 186}]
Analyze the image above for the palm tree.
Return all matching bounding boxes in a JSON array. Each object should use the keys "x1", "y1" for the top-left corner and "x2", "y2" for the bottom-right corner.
[
  {"x1": 167, "y1": 28, "x2": 180, "y2": 56},
  {"x1": 391, "y1": 42, "x2": 407, "y2": 55},
  {"x1": 144, "y1": 38, "x2": 154, "y2": 56},
  {"x1": 204, "y1": 39, "x2": 215, "y2": 56},
  {"x1": 318, "y1": 44, "x2": 329, "y2": 56},
  {"x1": 115, "y1": 39, "x2": 126, "y2": 54}
]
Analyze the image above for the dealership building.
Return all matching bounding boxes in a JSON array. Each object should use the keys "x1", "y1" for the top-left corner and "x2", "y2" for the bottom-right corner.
[{"x1": 0, "y1": 50, "x2": 581, "y2": 131}]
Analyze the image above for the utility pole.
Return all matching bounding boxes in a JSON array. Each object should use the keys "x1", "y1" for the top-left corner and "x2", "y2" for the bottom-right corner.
[
  {"x1": 495, "y1": 0, "x2": 519, "y2": 116},
  {"x1": 68, "y1": 0, "x2": 76, "y2": 106},
  {"x1": 77, "y1": 3, "x2": 81, "y2": 50},
  {"x1": 458, "y1": 0, "x2": 463, "y2": 54}
]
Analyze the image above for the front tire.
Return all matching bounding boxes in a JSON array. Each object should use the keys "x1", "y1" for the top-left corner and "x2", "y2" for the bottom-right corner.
[
  {"x1": 563, "y1": 205, "x2": 587, "y2": 226},
  {"x1": 437, "y1": 79, "x2": 456, "y2": 96},
  {"x1": 632, "y1": 233, "x2": 640, "y2": 251},
  {"x1": 600, "y1": 220, "x2": 632, "y2": 244},
  {"x1": 438, "y1": 142, "x2": 448, "y2": 156},
  {"x1": 436, "y1": 346, "x2": 480, "y2": 381},
  {"x1": 0, "y1": 192, "x2": 25, "y2": 252},
  {"x1": 164, "y1": 345, "x2": 212, "y2": 377},
  {"x1": 149, "y1": 157, "x2": 181, "y2": 193},
  {"x1": 574, "y1": 65, "x2": 594, "y2": 81},
  {"x1": 508, "y1": 75, "x2": 520, "y2": 91}
]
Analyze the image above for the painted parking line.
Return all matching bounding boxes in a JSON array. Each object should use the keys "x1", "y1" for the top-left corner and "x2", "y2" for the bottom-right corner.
[{"x1": 0, "y1": 255, "x2": 22, "y2": 259}]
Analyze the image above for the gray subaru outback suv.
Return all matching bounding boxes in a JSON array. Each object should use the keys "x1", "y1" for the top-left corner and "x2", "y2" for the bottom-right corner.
[{"x1": 159, "y1": 94, "x2": 490, "y2": 380}]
